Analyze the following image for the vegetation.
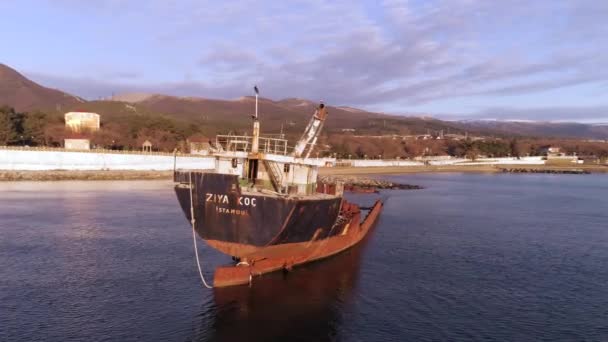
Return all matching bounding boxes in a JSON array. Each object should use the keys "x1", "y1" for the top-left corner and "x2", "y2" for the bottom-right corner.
[
  {"x1": 2, "y1": 63, "x2": 608, "y2": 156},
  {"x1": 1, "y1": 106, "x2": 65, "y2": 146},
  {"x1": 0, "y1": 105, "x2": 202, "y2": 151},
  {"x1": 325, "y1": 134, "x2": 608, "y2": 159},
  {"x1": 2, "y1": 105, "x2": 608, "y2": 159}
]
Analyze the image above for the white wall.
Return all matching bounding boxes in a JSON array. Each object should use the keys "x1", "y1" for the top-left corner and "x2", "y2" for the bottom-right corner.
[
  {"x1": 452, "y1": 156, "x2": 545, "y2": 166},
  {"x1": 428, "y1": 158, "x2": 468, "y2": 165},
  {"x1": 0, "y1": 149, "x2": 215, "y2": 171},
  {"x1": 345, "y1": 159, "x2": 425, "y2": 167},
  {"x1": 0, "y1": 148, "x2": 548, "y2": 171},
  {"x1": 335, "y1": 156, "x2": 546, "y2": 167}
]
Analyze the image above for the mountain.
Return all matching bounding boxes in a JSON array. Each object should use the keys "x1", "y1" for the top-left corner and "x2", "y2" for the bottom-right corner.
[
  {"x1": 99, "y1": 92, "x2": 608, "y2": 139},
  {"x1": 1, "y1": 63, "x2": 606, "y2": 140},
  {"x1": 121, "y1": 94, "x2": 471, "y2": 137},
  {"x1": 460, "y1": 120, "x2": 608, "y2": 140},
  {"x1": 0, "y1": 63, "x2": 83, "y2": 112}
]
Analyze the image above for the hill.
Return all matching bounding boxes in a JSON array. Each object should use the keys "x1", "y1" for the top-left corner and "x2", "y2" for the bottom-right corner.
[
  {"x1": 0, "y1": 63, "x2": 606, "y2": 141},
  {"x1": 0, "y1": 63, "x2": 83, "y2": 112},
  {"x1": 119, "y1": 94, "x2": 608, "y2": 139},
  {"x1": 125, "y1": 94, "x2": 472, "y2": 137},
  {"x1": 460, "y1": 120, "x2": 608, "y2": 140}
]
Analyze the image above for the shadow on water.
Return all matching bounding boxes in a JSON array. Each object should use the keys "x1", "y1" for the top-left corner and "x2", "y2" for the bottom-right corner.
[{"x1": 191, "y1": 222, "x2": 377, "y2": 342}]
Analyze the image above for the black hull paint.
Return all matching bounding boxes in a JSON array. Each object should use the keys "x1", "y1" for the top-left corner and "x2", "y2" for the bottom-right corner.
[{"x1": 175, "y1": 172, "x2": 342, "y2": 248}]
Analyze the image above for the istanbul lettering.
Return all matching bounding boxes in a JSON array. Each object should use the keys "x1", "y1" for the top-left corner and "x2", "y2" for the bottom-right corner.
[{"x1": 205, "y1": 193, "x2": 256, "y2": 216}]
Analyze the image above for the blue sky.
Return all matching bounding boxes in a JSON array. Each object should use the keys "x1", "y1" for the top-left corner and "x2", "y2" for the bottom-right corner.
[{"x1": 1, "y1": 0, "x2": 607, "y2": 122}]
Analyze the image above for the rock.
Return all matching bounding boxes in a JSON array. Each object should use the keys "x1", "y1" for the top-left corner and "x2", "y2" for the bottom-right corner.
[
  {"x1": 318, "y1": 175, "x2": 423, "y2": 191},
  {"x1": 499, "y1": 168, "x2": 590, "y2": 174}
]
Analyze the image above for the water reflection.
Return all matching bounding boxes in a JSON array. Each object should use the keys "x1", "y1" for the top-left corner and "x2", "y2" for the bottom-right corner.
[{"x1": 195, "y1": 237, "x2": 372, "y2": 342}]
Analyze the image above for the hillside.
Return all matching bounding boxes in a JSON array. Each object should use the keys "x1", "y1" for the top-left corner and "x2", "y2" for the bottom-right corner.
[
  {"x1": 0, "y1": 63, "x2": 83, "y2": 112},
  {"x1": 461, "y1": 120, "x2": 608, "y2": 140},
  {"x1": 124, "y1": 94, "x2": 472, "y2": 137},
  {"x1": 118, "y1": 94, "x2": 608, "y2": 139},
  {"x1": 0, "y1": 63, "x2": 607, "y2": 140}
]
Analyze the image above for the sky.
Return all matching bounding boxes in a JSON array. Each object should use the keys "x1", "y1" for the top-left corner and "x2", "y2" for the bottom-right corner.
[{"x1": 1, "y1": 0, "x2": 607, "y2": 122}]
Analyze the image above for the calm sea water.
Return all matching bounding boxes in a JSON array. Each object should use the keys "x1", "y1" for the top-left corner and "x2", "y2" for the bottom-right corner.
[{"x1": 1, "y1": 174, "x2": 608, "y2": 341}]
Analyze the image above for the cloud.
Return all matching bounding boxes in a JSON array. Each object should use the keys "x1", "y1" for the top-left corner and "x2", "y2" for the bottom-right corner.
[
  {"x1": 103, "y1": 71, "x2": 140, "y2": 80},
  {"x1": 463, "y1": 106, "x2": 608, "y2": 123},
  {"x1": 22, "y1": 0, "x2": 608, "y2": 121},
  {"x1": 25, "y1": 71, "x2": 247, "y2": 100}
]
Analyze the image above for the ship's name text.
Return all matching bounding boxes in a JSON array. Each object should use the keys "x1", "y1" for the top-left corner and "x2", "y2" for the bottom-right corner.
[{"x1": 205, "y1": 193, "x2": 257, "y2": 207}]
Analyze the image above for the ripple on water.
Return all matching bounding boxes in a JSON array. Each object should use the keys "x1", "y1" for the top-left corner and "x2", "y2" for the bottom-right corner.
[{"x1": 1, "y1": 175, "x2": 608, "y2": 341}]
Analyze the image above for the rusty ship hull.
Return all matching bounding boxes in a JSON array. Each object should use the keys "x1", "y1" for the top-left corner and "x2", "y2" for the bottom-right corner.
[{"x1": 174, "y1": 171, "x2": 383, "y2": 287}]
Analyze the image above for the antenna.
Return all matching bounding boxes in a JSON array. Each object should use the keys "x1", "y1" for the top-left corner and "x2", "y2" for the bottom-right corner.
[
  {"x1": 254, "y1": 85, "x2": 259, "y2": 119},
  {"x1": 251, "y1": 85, "x2": 260, "y2": 153}
]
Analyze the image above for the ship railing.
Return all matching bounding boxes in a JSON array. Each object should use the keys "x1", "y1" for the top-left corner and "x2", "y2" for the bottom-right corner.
[{"x1": 216, "y1": 135, "x2": 289, "y2": 155}]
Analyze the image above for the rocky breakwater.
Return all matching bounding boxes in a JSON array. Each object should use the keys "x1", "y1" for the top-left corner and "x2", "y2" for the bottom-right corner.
[
  {"x1": 500, "y1": 168, "x2": 591, "y2": 175},
  {"x1": 319, "y1": 175, "x2": 423, "y2": 193}
]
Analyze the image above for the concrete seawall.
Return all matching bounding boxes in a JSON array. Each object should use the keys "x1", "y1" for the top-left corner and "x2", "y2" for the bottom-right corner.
[
  {"x1": 339, "y1": 156, "x2": 545, "y2": 167},
  {"x1": 0, "y1": 148, "x2": 215, "y2": 171}
]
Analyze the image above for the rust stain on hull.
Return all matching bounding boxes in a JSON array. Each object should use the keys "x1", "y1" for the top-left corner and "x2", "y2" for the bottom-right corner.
[
  {"x1": 213, "y1": 199, "x2": 383, "y2": 287},
  {"x1": 175, "y1": 171, "x2": 384, "y2": 288}
]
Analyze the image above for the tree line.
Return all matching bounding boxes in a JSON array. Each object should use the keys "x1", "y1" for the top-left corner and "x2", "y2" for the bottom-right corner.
[
  {"x1": 0, "y1": 106, "x2": 202, "y2": 152},
  {"x1": 0, "y1": 106, "x2": 65, "y2": 146},
  {"x1": 2, "y1": 105, "x2": 608, "y2": 159},
  {"x1": 326, "y1": 134, "x2": 608, "y2": 160}
]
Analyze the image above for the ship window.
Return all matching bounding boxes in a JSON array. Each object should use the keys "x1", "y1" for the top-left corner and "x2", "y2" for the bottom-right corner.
[
  {"x1": 284, "y1": 164, "x2": 290, "y2": 173},
  {"x1": 231, "y1": 158, "x2": 238, "y2": 168}
]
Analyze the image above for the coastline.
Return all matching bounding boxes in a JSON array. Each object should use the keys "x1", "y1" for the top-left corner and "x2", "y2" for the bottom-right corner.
[
  {"x1": 319, "y1": 164, "x2": 608, "y2": 176},
  {"x1": 0, "y1": 170, "x2": 174, "y2": 181},
  {"x1": 1, "y1": 164, "x2": 606, "y2": 181}
]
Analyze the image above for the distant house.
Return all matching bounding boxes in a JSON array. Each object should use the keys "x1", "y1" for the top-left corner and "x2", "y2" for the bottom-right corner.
[
  {"x1": 189, "y1": 136, "x2": 212, "y2": 155},
  {"x1": 444, "y1": 133, "x2": 467, "y2": 141},
  {"x1": 541, "y1": 146, "x2": 579, "y2": 163},
  {"x1": 576, "y1": 155, "x2": 600, "y2": 164},
  {"x1": 65, "y1": 112, "x2": 100, "y2": 132},
  {"x1": 540, "y1": 146, "x2": 563, "y2": 156},
  {"x1": 416, "y1": 134, "x2": 432, "y2": 140},
  {"x1": 64, "y1": 138, "x2": 90, "y2": 150}
]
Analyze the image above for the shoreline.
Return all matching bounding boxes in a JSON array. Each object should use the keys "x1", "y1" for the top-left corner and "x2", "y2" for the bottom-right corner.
[
  {"x1": 0, "y1": 164, "x2": 606, "y2": 181},
  {"x1": 0, "y1": 170, "x2": 174, "y2": 181},
  {"x1": 320, "y1": 164, "x2": 608, "y2": 176}
]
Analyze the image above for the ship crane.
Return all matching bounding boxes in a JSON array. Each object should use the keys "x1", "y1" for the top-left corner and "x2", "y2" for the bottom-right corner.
[{"x1": 292, "y1": 103, "x2": 328, "y2": 158}]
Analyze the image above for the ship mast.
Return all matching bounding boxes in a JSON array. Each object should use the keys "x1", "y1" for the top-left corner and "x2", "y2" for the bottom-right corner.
[{"x1": 251, "y1": 85, "x2": 260, "y2": 153}]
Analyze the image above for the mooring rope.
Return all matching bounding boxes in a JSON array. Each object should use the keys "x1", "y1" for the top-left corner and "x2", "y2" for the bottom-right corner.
[{"x1": 189, "y1": 172, "x2": 213, "y2": 289}]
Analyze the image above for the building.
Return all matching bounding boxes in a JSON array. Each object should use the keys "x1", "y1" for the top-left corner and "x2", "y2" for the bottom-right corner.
[
  {"x1": 539, "y1": 146, "x2": 563, "y2": 156},
  {"x1": 541, "y1": 146, "x2": 578, "y2": 163},
  {"x1": 65, "y1": 112, "x2": 100, "y2": 132},
  {"x1": 142, "y1": 140, "x2": 153, "y2": 152},
  {"x1": 189, "y1": 137, "x2": 212, "y2": 155},
  {"x1": 444, "y1": 133, "x2": 467, "y2": 141},
  {"x1": 64, "y1": 138, "x2": 91, "y2": 150}
]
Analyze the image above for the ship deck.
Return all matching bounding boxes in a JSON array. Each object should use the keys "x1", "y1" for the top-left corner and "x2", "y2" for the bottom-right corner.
[{"x1": 174, "y1": 170, "x2": 340, "y2": 200}]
